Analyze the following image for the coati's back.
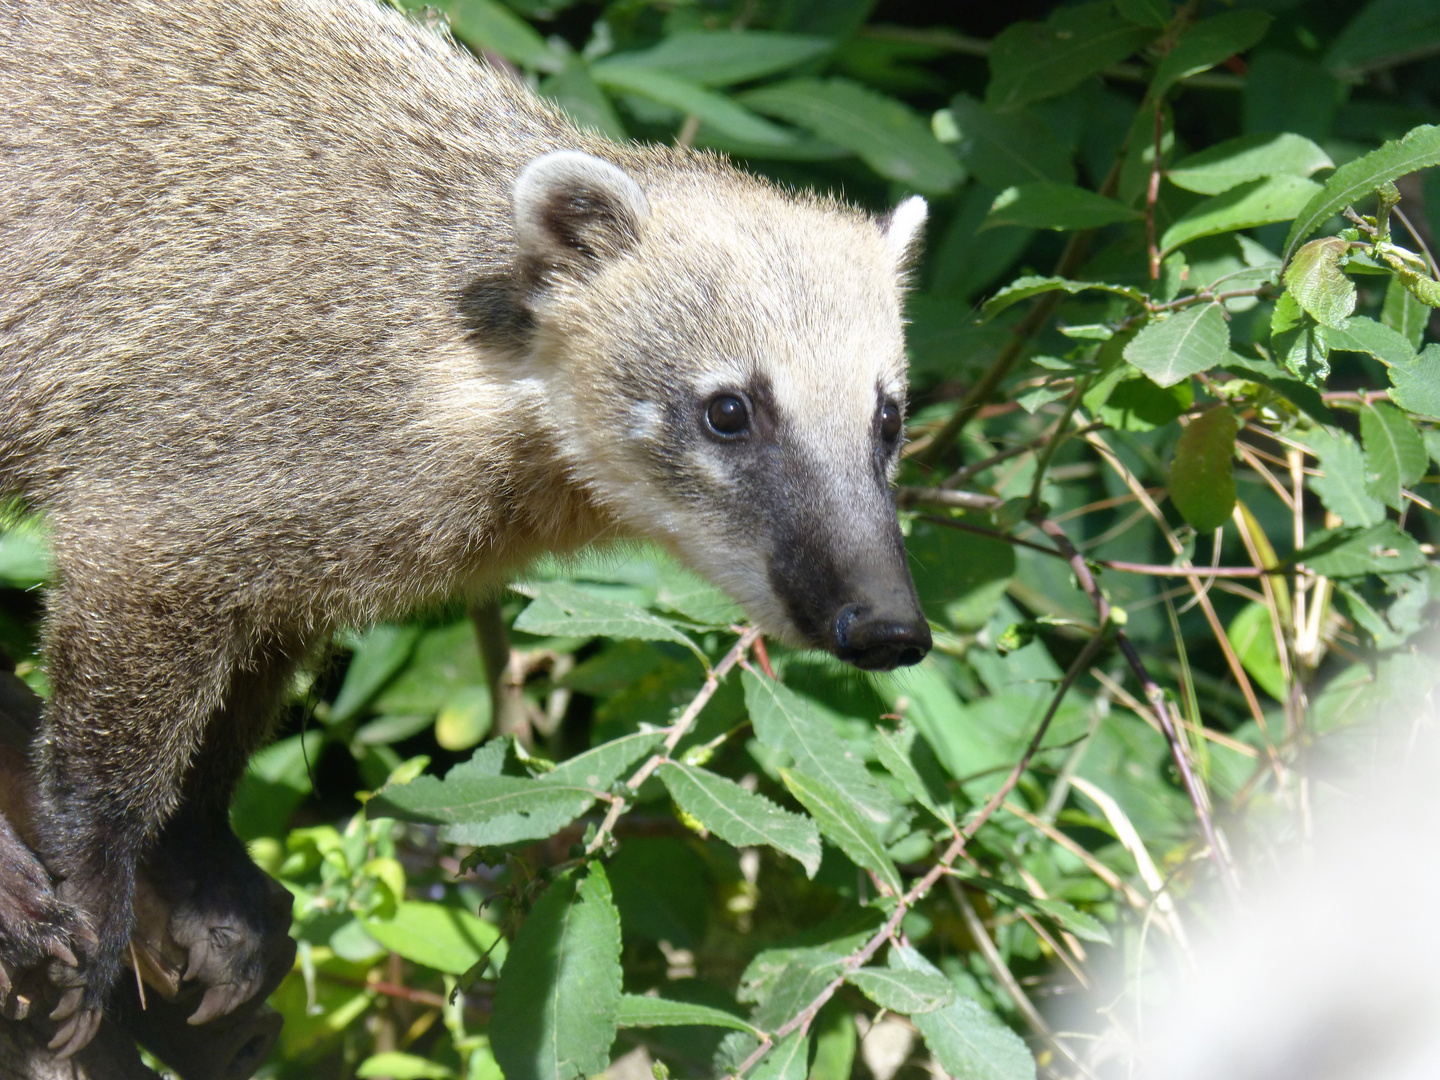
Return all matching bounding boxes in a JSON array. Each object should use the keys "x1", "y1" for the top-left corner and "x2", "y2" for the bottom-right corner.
[{"x1": 0, "y1": 0, "x2": 573, "y2": 535}]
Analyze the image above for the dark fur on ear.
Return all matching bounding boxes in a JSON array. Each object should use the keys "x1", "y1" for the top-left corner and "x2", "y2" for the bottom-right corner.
[
  {"x1": 512, "y1": 150, "x2": 649, "y2": 300},
  {"x1": 878, "y1": 195, "x2": 927, "y2": 278}
]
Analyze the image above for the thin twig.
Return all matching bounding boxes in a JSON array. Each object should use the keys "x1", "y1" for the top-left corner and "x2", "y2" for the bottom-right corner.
[{"x1": 1146, "y1": 102, "x2": 1164, "y2": 280}]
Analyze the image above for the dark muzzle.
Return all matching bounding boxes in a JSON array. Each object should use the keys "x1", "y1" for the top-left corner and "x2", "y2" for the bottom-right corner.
[{"x1": 832, "y1": 602, "x2": 931, "y2": 671}]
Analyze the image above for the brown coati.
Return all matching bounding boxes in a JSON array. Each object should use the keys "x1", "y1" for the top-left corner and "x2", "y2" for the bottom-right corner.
[{"x1": 0, "y1": 0, "x2": 933, "y2": 1055}]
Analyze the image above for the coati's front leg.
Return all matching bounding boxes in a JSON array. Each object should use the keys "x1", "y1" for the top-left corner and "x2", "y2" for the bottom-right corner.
[{"x1": 32, "y1": 587, "x2": 293, "y2": 1057}]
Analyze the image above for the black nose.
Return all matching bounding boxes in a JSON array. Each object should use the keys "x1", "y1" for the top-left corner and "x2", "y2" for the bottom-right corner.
[{"x1": 832, "y1": 604, "x2": 932, "y2": 671}]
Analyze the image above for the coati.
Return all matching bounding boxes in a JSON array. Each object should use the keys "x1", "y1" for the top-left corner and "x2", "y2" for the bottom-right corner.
[{"x1": 0, "y1": 0, "x2": 933, "y2": 1056}]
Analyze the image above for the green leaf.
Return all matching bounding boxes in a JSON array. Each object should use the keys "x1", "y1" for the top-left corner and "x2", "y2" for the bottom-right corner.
[
  {"x1": 779, "y1": 768, "x2": 903, "y2": 895},
  {"x1": 1123, "y1": 303, "x2": 1231, "y2": 388},
  {"x1": 1226, "y1": 602, "x2": 1286, "y2": 702},
  {"x1": 608, "y1": 31, "x2": 833, "y2": 86},
  {"x1": 331, "y1": 624, "x2": 422, "y2": 723},
  {"x1": 435, "y1": 685, "x2": 491, "y2": 751},
  {"x1": 1148, "y1": 11, "x2": 1273, "y2": 102},
  {"x1": 514, "y1": 582, "x2": 702, "y2": 658},
  {"x1": 0, "y1": 519, "x2": 50, "y2": 588},
  {"x1": 443, "y1": 0, "x2": 562, "y2": 72},
  {"x1": 739, "y1": 78, "x2": 964, "y2": 193},
  {"x1": 979, "y1": 275, "x2": 1146, "y2": 321},
  {"x1": 1166, "y1": 133, "x2": 1333, "y2": 195},
  {"x1": 742, "y1": 670, "x2": 891, "y2": 826},
  {"x1": 1293, "y1": 522, "x2": 1428, "y2": 578},
  {"x1": 1390, "y1": 344, "x2": 1440, "y2": 420},
  {"x1": 654, "y1": 561, "x2": 744, "y2": 626},
  {"x1": 1168, "y1": 407, "x2": 1237, "y2": 531},
  {"x1": 490, "y1": 866, "x2": 622, "y2": 1080},
  {"x1": 589, "y1": 63, "x2": 795, "y2": 147},
  {"x1": 1284, "y1": 238, "x2": 1356, "y2": 329},
  {"x1": 982, "y1": 183, "x2": 1142, "y2": 232},
  {"x1": 1160, "y1": 175, "x2": 1322, "y2": 254},
  {"x1": 948, "y1": 873, "x2": 1113, "y2": 944},
  {"x1": 947, "y1": 95, "x2": 1075, "y2": 190},
  {"x1": 1219, "y1": 352, "x2": 1334, "y2": 426},
  {"x1": 657, "y1": 761, "x2": 821, "y2": 876},
  {"x1": 546, "y1": 730, "x2": 664, "y2": 789},
  {"x1": 1115, "y1": 0, "x2": 1170, "y2": 29},
  {"x1": 1361, "y1": 401, "x2": 1428, "y2": 509},
  {"x1": 539, "y1": 59, "x2": 627, "y2": 142},
  {"x1": 361, "y1": 901, "x2": 505, "y2": 977},
  {"x1": 751, "y1": 1030, "x2": 811, "y2": 1080},
  {"x1": 1328, "y1": 314, "x2": 1420, "y2": 367},
  {"x1": 1284, "y1": 124, "x2": 1440, "y2": 258},
  {"x1": 987, "y1": 3, "x2": 1156, "y2": 109},
  {"x1": 369, "y1": 770, "x2": 598, "y2": 846},
  {"x1": 615, "y1": 994, "x2": 759, "y2": 1035},
  {"x1": 1325, "y1": 0, "x2": 1440, "y2": 79},
  {"x1": 356, "y1": 1053, "x2": 455, "y2": 1080},
  {"x1": 1383, "y1": 272, "x2": 1431, "y2": 348},
  {"x1": 1272, "y1": 321, "x2": 1330, "y2": 385},
  {"x1": 889, "y1": 945, "x2": 1037, "y2": 1080},
  {"x1": 847, "y1": 966, "x2": 955, "y2": 1015},
  {"x1": 1306, "y1": 428, "x2": 1386, "y2": 527},
  {"x1": 874, "y1": 726, "x2": 955, "y2": 827}
]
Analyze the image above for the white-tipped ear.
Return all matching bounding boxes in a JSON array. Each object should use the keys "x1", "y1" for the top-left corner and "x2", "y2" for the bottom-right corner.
[
  {"x1": 512, "y1": 150, "x2": 649, "y2": 298},
  {"x1": 879, "y1": 195, "x2": 927, "y2": 271}
]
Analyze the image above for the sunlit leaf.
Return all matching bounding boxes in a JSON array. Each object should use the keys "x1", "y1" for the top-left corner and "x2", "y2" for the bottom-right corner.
[
  {"x1": 1226, "y1": 603, "x2": 1286, "y2": 702},
  {"x1": 515, "y1": 581, "x2": 702, "y2": 658},
  {"x1": 979, "y1": 275, "x2": 1146, "y2": 321},
  {"x1": 779, "y1": 768, "x2": 903, "y2": 895},
  {"x1": 751, "y1": 1030, "x2": 811, "y2": 1080},
  {"x1": 615, "y1": 994, "x2": 760, "y2": 1035},
  {"x1": 1383, "y1": 272, "x2": 1431, "y2": 348},
  {"x1": 369, "y1": 769, "x2": 599, "y2": 846},
  {"x1": 658, "y1": 762, "x2": 821, "y2": 876},
  {"x1": 1160, "y1": 175, "x2": 1322, "y2": 254},
  {"x1": 1360, "y1": 401, "x2": 1428, "y2": 509},
  {"x1": 361, "y1": 901, "x2": 505, "y2": 977},
  {"x1": 608, "y1": 31, "x2": 833, "y2": 86},
  {"x1": 1123, "y1": 303, "x2": 1230, "y2": 387},
  {"x1": 1148, "y1": 10, "x2": 1272, "y2": 101},
  {"x1": 1306, "y1": 428, "x2": 1386, "y2": 527},
  {"x1": 983, "y1": 183, "x2": 1141, "y2": 232},
  {"x1": 1293, "y1": 522, "x2": 1427, "y2": 578},
  {"x1": 1389, "y1": 344, "x2": 1440, "y2": 420},
  {"x1": 1284, "y1": 237, "x2": 1357, "y2": 329},
  {"x1": 948, "y1": 94, "x2": 1075, "y2": 190},
  {"x1": 847, "y1": 966, "x2": 955, "y2": 1015},
  {"x1": 1166, "y1": 133, "x2": 1333, "y2": 195}
]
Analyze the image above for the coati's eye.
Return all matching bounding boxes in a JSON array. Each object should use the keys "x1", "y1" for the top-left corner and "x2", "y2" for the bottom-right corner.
[
  {"x1": 879, "y1": 399, "x2": 903, "y2": 443},
  {"x1": 705, "y1": 393, "x2": 750, "y2": 438}
]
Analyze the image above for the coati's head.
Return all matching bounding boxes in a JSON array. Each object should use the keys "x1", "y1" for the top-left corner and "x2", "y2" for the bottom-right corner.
[{"x1": 512, "y1": 149, "x2": 931, "y2": 671}]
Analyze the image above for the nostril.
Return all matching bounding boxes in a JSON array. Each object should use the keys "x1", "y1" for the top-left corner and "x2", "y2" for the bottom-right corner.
[
  {"x1": 832, "y1": 603, "x2": 864, "y2": 651},
  {"x1": 830, "y1": 607, "x2": 931, "y2": 671}
]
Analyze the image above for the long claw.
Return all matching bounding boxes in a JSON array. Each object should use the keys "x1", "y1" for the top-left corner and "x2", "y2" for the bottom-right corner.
[
  {"x1": 49, "y1": 941, "x2": 78, "y2": 968},
  {"x1": 48, "y1": 1006, "x2": 102, "y2": 1059},
  {"x1": 48, "y1": 985, "x2": 83, "y2": 1023},
  {"x1": 188, "y1": 981, "x2": 248, "y2": 1026},
  {"x1": 182, "y1": 941, "x2": 209, "y2": 983}
]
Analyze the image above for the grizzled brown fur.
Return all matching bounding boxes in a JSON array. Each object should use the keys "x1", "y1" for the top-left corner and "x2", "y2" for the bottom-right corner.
[{"x1": 0, "y1": 0, "x2": 930, "y2": 1055}]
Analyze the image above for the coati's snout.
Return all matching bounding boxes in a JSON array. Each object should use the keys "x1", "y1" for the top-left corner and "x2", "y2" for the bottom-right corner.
[{"x1": 833, "y1": 603, "x2": 932, "y2": 671}]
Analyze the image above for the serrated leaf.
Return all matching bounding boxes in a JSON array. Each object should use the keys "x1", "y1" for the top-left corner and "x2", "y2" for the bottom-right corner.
[
  {"x1": 615, "y1": 994, "x2": 760, "y2": 1035},
  {"x1": 443, "y1": 0, "x2": 563, "y2": 72},
  {"x1": 1218, "y1": 351, "x2": 1334, "y2": 426},
  {"x1": 1168, "y1": 407, "x2": 1237, "y2": 532},
  {"x1": 1285, "y1": 124, "x2": 1440, "y2": 258},
  {"x1": 889, "y1": 945, "x2": 1037, "y2": 1080},
  {"x1": 546, "y1": 731, "x2": 665, "y2": 789},
  {"x1": 739, "y1": 78, "x2": 963, "y2": 193},
  {"x1": 1160, "y1": 175, "x2": 1322, "y2": 254},
  {"x1": 1166, "y1": 133, "x2": 1333, "y2": 195},
  {"x1": 1284, "y1": 238, "x2": 1357, "y2": 329},
  {"x1": 743, "y1": 670, "x2": 891, "y2": 825},
  {"x1": 1390, "y1": 344, "x2": 1440, "y2": 420},
  {"x1": 979, "y1": 275, "x2": 1146, "y2": 321},
  {"x1": 1226, "y1": 602, "x2": 1286, "y2": 703},
  {"x1": 1306, "y1": 428, "x2": 1386, "y2": 527},
  {"x1": 1361, "y1": 401, "x2": 1428, "y2": 509},
  {"x1": 948, "y1": 873, "x2": 1113, "y2": 945},
  {"x1": 751, "y1": 1030, "x2": 811, "y2": 1080},
  {"x1": 1383, "y1": 272, "x2": 1431, "y2": 348},
  {"x1": 589, "y1": 63, "x2": 795, "y2": 146},
  {"x1": 987, "y1": 4, "x2": 1156, "y2": 108},
  {"x1": 1123, "y1": 303, "x2": 1230, "y2": 388},
  {"x1": 779, "y1": 768, "x2": 903, "y2": 895},
  {"x1": 1328, "y1": 313, "x2": 1420, "y2": 367},
  {"x1": 874, "y1": 727, "x2": 955, "y2": 827},
  {"x1": 1273, "y1": 321, "x2": 1330, "y2": 385},
  {"x1": 658, "y1": 762, "x2": 821, "y2": 876},
  {"x1": 1148, "y1": 11, "x2": 1273, "y2": 102},
  {"x1": 948, "y1": 94, "x2": 1075, "y2": 190},
  {"x1": 514, "y1": 582, "x2": 701, "y2": 657},
  {"x1": 609, "y1": 31, "x2": 833, "y2": 86},
  {"x1": 490, "y1": 866, "x2": 622, "y2": 1080},
  {"x1": 847, "y1": 966, "x2": 955, "y2": 1015},
  {"x1": 654, "y1": 561, "x2": 744, "y2": 626},
  {"x1": 361, "y1": 901, "x2": 504, "y2": 977},
  {"x1": 368, "y1": 771, "x2": 598, "y2": 846},
  {"x1": 1292, "y1": 522, "x2": 1427, "y2": 578},
  {"x1": 983, "y1": 183, "x2": 1141, "y2": 232}
]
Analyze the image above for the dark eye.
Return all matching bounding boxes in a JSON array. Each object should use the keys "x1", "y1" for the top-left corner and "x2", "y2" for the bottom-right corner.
[
  {"x1": 705, "y1": 393, "x2": 750, "y2": 438},
  {"x1": 879, "y1": 399, "x2": 903, "y2": 443}
]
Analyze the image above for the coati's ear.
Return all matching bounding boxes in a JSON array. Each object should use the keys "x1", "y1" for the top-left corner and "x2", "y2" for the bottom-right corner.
[
  {"x1": 879, "y1": 195, "x2": 928, "y2": 273},
  {"x1": 512, "y1": 150, "x2": 649, "y2": 299}
]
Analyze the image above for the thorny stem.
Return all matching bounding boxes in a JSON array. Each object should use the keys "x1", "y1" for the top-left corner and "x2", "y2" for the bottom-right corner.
[
  {"x1": 729, "y1": 627, "x2": 1106, "y2": 1079},
  {"x1": 585, "y1": 627, "x2": 761, "y2": 855}
]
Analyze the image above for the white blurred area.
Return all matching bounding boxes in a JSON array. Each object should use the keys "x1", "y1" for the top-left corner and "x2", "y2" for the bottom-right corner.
[{"x1": 1127, "y1": 671, "x2": 1440, "y2": 1080}]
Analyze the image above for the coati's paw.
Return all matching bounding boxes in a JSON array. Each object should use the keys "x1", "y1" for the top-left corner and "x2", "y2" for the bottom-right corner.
[
  {"x1": 147, "y1": 841, "x2": 295, "y2": 1026},
  {"x1": 45, "y1": 979, "x2": 105, "y2": 1060}
]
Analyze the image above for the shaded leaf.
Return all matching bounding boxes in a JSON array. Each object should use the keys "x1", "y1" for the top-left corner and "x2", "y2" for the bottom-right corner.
[
  {"x1": 658, "y1": 762, "x2": 821, "y2": 876},
  {"x1": 1166, "y1": 133, "x2": 1333, "y2": 195},
  {"x1": 1383, "y1": 272, "x2": 1431, "y2": 348},
  {"x1": 948, "y1": 94, "x2": 1075, "y2": 190},
  {"x1": 1226, "y1": 602, "x2": 1286, "y2": 702},
  {"x1": 1168, "y1": 407, "x2": 1237, "y2": 531},
  {"x1": 1328, "y1": 313, "x2": 1419, "y2": 367},
  {"x1": 983, "y1": 183, "x2": 1141, "y2": 232},
  {"x1": 1284, "y1": 237, "x2": 1356, "y2": 329},
  {"x1": 740, "y1": 78, "x2": 964, "y2": 192},
  {"x1": 1306, "y1": 428, "x2": 1386, "y2": 527},
  {"x1": 847, "y1": 966, "x2": 955, "y2": 1015},
  {"x1": 610, "y1": 31, "x2": 833, "y2": 86},
  {"x1": 539, "y1": 59, "x2": 626, "y2": 141},
  {"x1": 779, "y1": 768, "x2": 903, "y2": 895},
  {"x1": 444, "y1": 0, "x2": 562, "y2": 72},
  {"x1": 979, "y1": 275, "x2": 1146, "y2": 321},
  {"x1": 1361, "y1": 401, "x2": 1428, "y2": 509},
  {"x1": 615, "y1": 994, "x2": 759, "y2": 1035},
  {"x1": 1160, "y1": 175, "x2": 1322, "y2": 254},
  {"x1": 1390, "y1": 344, "x2": 1440, "y2": 420},
  {"x1": 1325, "y1": 0, "x2": 1440, "y2": 78},
  {"x1": 987, "y1": 3, "x2": 1156, "y2": 108},
  {"x1": 1148, "y1": 11, "x2": 1273, "y2": 102},
  {"x1": 515, "y1": 582, "x2": 701, "y2": 657},
  {"x1": 331, "y1": 624, "x2": 422, "y2": 723},
  {"x1": 362, "y1": 901, "x2": 504, "y2": 978},
  {"x1": 1292, "y1": 522, "x2": 1427, "y2": 578},
  {"x1": 489, "y1": 866, "x2": 622, "y2": 1080},
  {"x1": 1123, "y1": 303, "x2": 1230, "y2": 387},
  {"x1": 1285, "y1": 124, "x2": 1440, "y2": 258},
  {"x1": 874, "y1": 726, "x2": 955, "y2": 827},
  {"x1": 590, "y1": 63, "x2": 795, "y2": 146},
  {"x1": 751, "y1": 1030, "x2": 810, "y2": 1080}
]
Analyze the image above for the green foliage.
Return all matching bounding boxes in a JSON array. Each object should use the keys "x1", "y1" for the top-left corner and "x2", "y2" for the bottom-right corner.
[{"x1": 2, "y1": 2, "x2": 1438, "y2": 1078}]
